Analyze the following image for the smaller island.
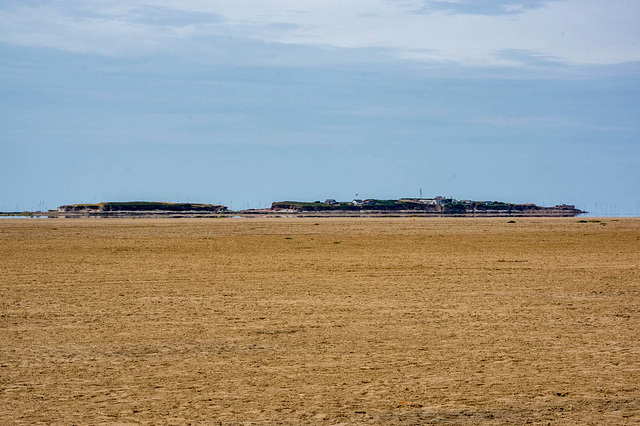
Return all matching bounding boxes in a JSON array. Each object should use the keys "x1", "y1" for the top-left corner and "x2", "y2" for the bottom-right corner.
[{"x1": 55, "y1": 201, "x2": 228, "y2": 218}]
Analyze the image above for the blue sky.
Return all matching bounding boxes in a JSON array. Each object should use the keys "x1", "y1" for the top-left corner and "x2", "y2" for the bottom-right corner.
[{"x1": 1, "y1": 0, "x2": 639, "y2": 214}]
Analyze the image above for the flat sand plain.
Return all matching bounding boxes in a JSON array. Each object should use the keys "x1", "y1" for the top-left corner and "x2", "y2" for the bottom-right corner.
[{"x1": 1, "y1": 217, "x2": 639, "y2": 425}]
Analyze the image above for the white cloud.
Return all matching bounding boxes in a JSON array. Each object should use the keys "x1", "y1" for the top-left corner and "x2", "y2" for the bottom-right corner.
[
  {"x1": 0, "y1": 5, "x2": 184, "y2": 55},
  {"x1": 0, "y1": 0, "x2": 638, "y2": 67}
]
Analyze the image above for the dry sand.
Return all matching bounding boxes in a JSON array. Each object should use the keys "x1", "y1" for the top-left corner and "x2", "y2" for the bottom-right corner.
[{"x1": 1, "y1": 217, "x2": 639, "y2": 424}]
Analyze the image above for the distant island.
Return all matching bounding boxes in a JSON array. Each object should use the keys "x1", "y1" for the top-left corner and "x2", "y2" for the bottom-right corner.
[
  {"x1": 58, "y1": 201, "x2": 228, "y2": 213},
  {"x1": 0, "y1": 198, "x2": 585, "y2": 217}
]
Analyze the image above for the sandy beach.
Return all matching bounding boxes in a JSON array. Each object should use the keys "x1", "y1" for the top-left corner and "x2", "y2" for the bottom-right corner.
[{"x1": 1, "y1": 217, "x2": 638, "y2": 424}]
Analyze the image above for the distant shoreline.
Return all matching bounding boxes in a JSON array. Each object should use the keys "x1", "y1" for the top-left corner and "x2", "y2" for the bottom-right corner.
[
  {"x1": 0, "y1": 198, "x2": 587, "y2": 218},
  {"x1": 1, "y1": 211, "x2": 589, "y2": 219},
  {"x1": 2, "y1": 212, "x2": 640, "y2": 219}
]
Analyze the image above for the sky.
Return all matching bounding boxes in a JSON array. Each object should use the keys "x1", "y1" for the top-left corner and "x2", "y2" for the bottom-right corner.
[{"x1": 1, "y1": 0, "x2": 639, "y2": 215}]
